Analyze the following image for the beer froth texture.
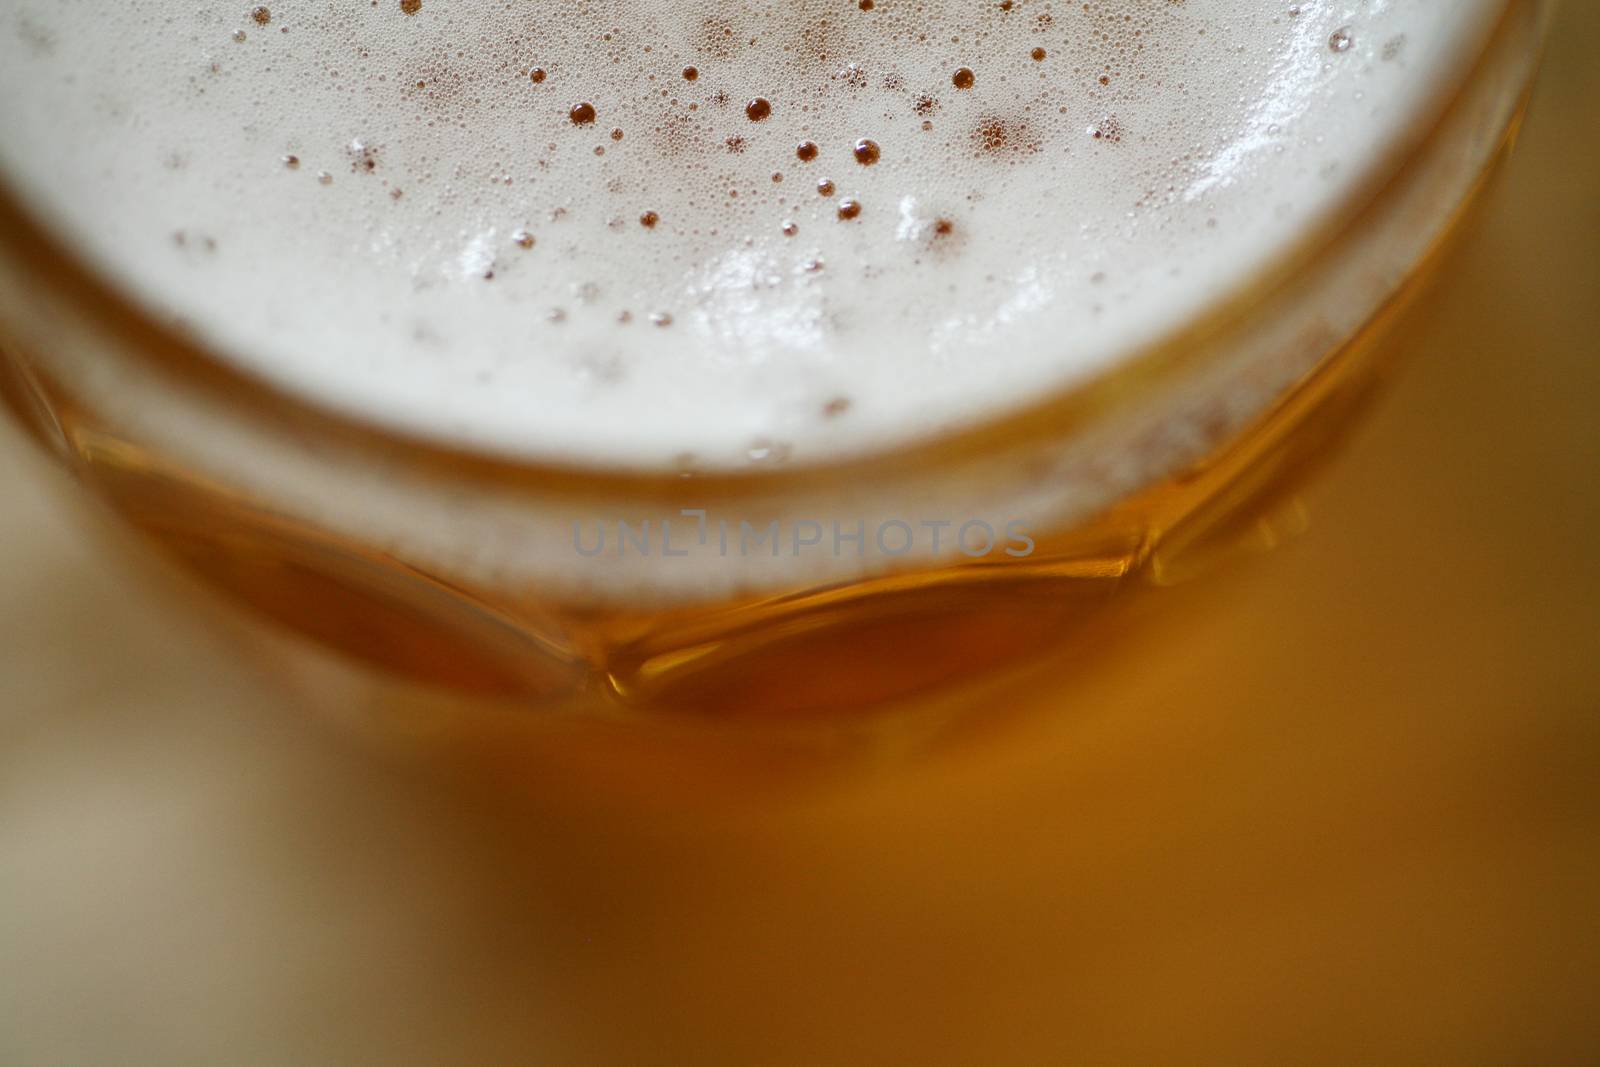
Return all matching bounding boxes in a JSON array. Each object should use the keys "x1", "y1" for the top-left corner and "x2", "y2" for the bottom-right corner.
[{"x1": 0, "y1": 1, "x2": 1500, "y2": 468}]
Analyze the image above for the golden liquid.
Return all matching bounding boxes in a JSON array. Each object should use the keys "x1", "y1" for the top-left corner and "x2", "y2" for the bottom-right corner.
[{"x1": 0, "y1": 250, "x2": 1449, "y2": 715}]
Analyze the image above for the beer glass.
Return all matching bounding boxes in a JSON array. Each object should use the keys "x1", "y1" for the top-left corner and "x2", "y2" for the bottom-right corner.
[{"x1": 0, "y1": 0, "x2": 1550, "y2": 715}]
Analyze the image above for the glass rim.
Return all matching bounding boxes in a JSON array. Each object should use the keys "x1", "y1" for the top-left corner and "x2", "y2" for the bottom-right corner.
[{"x1": 0, "y1": 0, "x2": 1538, "y2": 497}]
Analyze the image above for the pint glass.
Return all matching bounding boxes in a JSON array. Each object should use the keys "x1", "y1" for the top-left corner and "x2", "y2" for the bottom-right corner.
[{"x1": 0, "y1": 1, "x2": 1550, "y2": 714}]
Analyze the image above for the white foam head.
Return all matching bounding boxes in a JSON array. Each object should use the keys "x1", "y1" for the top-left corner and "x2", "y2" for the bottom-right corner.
[{"x1": 0, "y1": 0, "x2": 1502, "y2": 469}]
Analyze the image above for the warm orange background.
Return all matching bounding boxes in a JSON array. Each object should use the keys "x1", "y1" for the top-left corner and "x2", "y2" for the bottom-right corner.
[{"x1": 3, "y1": 6, "x2": 1596, "y2": 1063}]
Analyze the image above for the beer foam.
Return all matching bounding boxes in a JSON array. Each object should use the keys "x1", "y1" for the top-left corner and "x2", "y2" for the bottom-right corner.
[{"x1": 0, "y1": 0, "x2": 1502, "y2": 470}]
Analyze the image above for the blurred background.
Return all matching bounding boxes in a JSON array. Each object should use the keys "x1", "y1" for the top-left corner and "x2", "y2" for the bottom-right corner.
[{"x1": 2, "y1": 5, "x2": 1597, "y2": 1064}]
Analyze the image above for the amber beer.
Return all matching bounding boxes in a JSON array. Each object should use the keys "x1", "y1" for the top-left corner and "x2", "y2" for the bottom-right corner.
[{"x1": 0, "y1": 0, "x2": 1548, "y2": 712}]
